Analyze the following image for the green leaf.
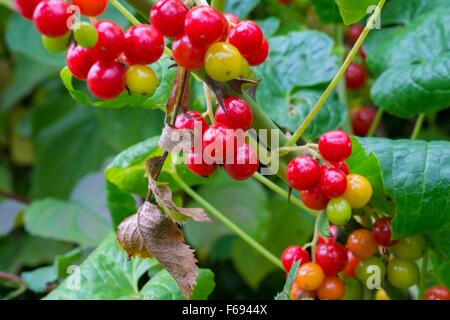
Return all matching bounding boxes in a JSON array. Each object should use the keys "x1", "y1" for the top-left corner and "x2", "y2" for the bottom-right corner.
[
  {"x1": 21, "y1": 266, "x2": 57, "y2": 294},
  {"x1": 382, "y1": 0, "x2": 448, "y2": 25},
  {"x1": 334, "y1": 0, "x2": 378, "y2": 25},
  {"x1": 312, "y1": 0, "x2": 342, "y2": 23},
  {"x1": 359, "y1": 138, "x2": 450, "y2": 257},
  {"x1": 275, "y1": 260, "x2": 300, "y2": 300},
  {"x1": 0, "y1": 200, "x2": 25, "y2": 236},
  {"x1": 225, "y1": 0, "x2": 260, "y2": 18},
  {"x1": 317, "y1": 211, "x2": 331, "y2": 238},
  {"x1": 54, "y1": 248, "x2": 84, "y2": 278},
  {"x1": 368, "y1": 10, "x2": 450, "y2": 118},
  {"x1": 60, "y1": 56, "x2": 176, "y2": 110},
  {"x1": 255, "y1": 17, "x2": 280, "y2": 37}
]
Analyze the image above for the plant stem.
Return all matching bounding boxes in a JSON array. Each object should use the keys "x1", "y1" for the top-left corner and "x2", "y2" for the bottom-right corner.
[
  {"x1": 171, "y1": 170, "x2": 284, "y2": 270},
  {"x1": 110, "y1": 0, "x2": 141, "y2": 24},
  {"x1": 211, "y1": 0, "x2": 225, "y2": 12},
  {"x1": 122, "y1": 0, "x2": 153, "y2": 17},
  {"x1": 367, "y1": 108, "x2": 383, "y2": 137},
  {"x1": 0, "y1": 272, "x2": 26, "y2": 300},
  {"x1": 411, "y1": 113, "x2": 426, "y2": 140},
  {"x1": 285, "y1": 0, "x2": 387, "y2": 147},
  {"x1": 253, "y1": 173, "x2": 317, "y2": 217},
  {"x1": 419, "y1": 249, "x2": 429, "y2": 300},
  {"x1": 0, "y1": 190, "x2": 31, "y2": 204}
]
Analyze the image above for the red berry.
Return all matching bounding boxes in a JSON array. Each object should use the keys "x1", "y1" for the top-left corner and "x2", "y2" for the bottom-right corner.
[
  {"x1": 286, "y1": 156, "x2": 321, "y2": 191},
  {"x1": 330, "y1": 161, "x2": 350, "y2": 175},
  {"x1": 300, "y1": 186, "x2": 329, "y2": 211},
  {"x1": 224, "y1": 143, "x2": 259, "y2": 180},
  {"x1": 14, "y1": 0, "x2": 42, "y2": 20},
  {"x1": 244, "y1": 38, "x2": 269, "y2": 66},
  {"x1": 186, "y1": 148, "x2": 218, "y2": 177},
  {"x1": 150, "y1": 0, "x2": 188, "y2": 38},
  {"x1": 318, "y1": 130, "x2": 352, "y2": 162},
  {"x1": 346, "y1": 25, "x2": 364, "y2": 45},
  {"x1": 343, "y1": 250, "x2": 360, "y2": 278},
  {"x1": 172, "y1": 35, "x2": 207, "y2": 70},
  {"x1": 319, "y1": 225, "x2": 338, "y2": 245},
  {"x1": 72, "y1": 0, "x2": 108, "y2": 17},
  {"x1": 215, "y1": 97, "x2": 253, "y2": 130},
  {"x1": 185, "y1": 6, "x2": 228, "y2": 48},
  {"x1": 123, "y1": 24, "x2": 164, "y2": 65},
  {"x1": 372, "y1": 217, "x2": 394, "y2": 247},
  {"x1": 351, "y1": 106, "x2": 377, "y2": 136},
  {"x1": 87, "y1": 60, "x2": 126, "y2": 100},
  {"x1": 320, "y1": 167, "x2": 347, "y2": 198},
  {"x1": 359, "y1": 47, "x2": 367, "y2": 61},
  {"x1": 345, "y1": 63, "x2": 366, "y2": 90},
  {"x1": 281, "y1": 245, "x2": 310, "y2": 271},
  {"x1": 92, "y1": 20, "x2": 125, "y2": 61},
  {"x1": 66, "y1": 44, "x2": 96, "y2": 80},
  {"x1": 175, "y1": 111, "x2": 208, "y2": 132},
  {"x1": 33, "y1": 0, "x2": 71, "y2": 37},
  {"x1": 224, "y1": 13, "x2": 240, "y2": 28},
  {"x1": 315, "y1": 242, "x2": 348, "y2": 276},
  {"x1": 425, "y1": 285, "x2": 450, "y2": 300},
  {"x1": 202, "y1": 123, "x2": 236, "y2": 164},
  {"x1": 229, "y1": 20, "x2": 263, "y2": 56}
]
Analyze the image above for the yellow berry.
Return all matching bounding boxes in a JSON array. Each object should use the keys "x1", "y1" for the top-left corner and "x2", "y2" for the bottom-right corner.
[
  {"x1": 204, "y1": 42, "x2": 242, "y2": 82},
  {"x1": 343, "y1": 174, "x2": 373, "y2": 209},
  {"x1": 126, "y1": 65, "x2": 157, "y2": 95}
]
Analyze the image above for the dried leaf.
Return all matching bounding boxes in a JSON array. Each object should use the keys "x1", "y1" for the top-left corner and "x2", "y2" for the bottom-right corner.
[
  {"x1": 148, "y1": 179, "x2": 210, "y2": 224},
  {"x1": 159, "y1": 124, "x2": 192, "y2": 153},
  {"x1": 145, "y1": 156, "x2": 167, "y2": 180},
  {"x1": 117, "y1": 201, "x2": 198, "y2": 298}
]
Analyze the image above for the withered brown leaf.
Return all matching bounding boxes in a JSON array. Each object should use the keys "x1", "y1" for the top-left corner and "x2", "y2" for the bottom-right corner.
[
  {"x1": 159, "y1": 124, "x2": 192, "y2": 153},
  {"x1": 117, "y1": 201, "x2": 198, "y2": 298}
]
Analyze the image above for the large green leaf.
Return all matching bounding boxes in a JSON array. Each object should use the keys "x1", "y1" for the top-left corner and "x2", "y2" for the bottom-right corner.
[
  {"x1": 0, "y1": 200, "x2": 25, "y2": 236},
  {"x1": 368, "y1": 10, "x2": 450, "y2": 118},
  {"x1": 225, "y1": 0, "x2": 260, "y2": 18},
  {"x1": 312, "y1": 0, "x2": 342, "y2": 23},
  {"x1": 335, "y1": 0, "x2": 378, "y2": 25},
  {"x1": 382, "y1": 0, "x2": 448, "y2": 25},
  {"x1": 46, "y1": 234, "x2": 215, "y2": 300},
  {"x1": 359, "y1": 138, "x2": 450, "y2": 257}
]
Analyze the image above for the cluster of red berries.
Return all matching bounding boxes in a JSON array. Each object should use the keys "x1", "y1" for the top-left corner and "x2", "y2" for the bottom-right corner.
[
  {"x1": 175, "y1": 97, "x2": 258, "y2": 181},
  {"x1": 151, "y1": 0, "x2": 269, "y2": 81},
  {"x1": 15, "y1": 0, "x2": 163, "y2": 100},
  {"x1": 287, "y1": 130, "x2": 373, "y2": 226}
]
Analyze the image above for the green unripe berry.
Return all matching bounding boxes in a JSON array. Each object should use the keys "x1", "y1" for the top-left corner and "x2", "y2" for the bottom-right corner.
[
  {"x1": 390, "y1": 235, "x2": 426, "y2": 261},
  {"x1": 387, "y1": 258, "x2": 419, "y2": 289},
  {"x1": 42, "y1": 33, "x2": 71, "y2": 53},
  {"x1": 327, "y1": 197, "x2": 352, "y2": 226},
  {"x1": 342, "y1": 276, "x2": 363, "y2": 300},
  {"x1": 126, "y1": 65, "x2": 158, "y2": 96},
  {"x1": 74, "y1": 22, "x2": 99, "y2": 48},
  {"x1": 355, "y1": 257, "x2": 386, "y2": 288}
]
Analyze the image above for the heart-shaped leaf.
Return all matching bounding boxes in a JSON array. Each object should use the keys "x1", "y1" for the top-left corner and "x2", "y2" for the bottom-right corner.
[{"x1": 335, "y1": 0, "x2": 378, "y2": 25}]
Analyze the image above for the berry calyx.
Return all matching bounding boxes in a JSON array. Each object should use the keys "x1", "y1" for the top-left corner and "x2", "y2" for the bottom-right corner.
[
  {"x1": 387, "y1": 258, "x2": 419, "y2": 289},
  {"x1": 14, "y1": 0, "x2": 42, "y2": 20},
  {"x1": 229, "y1": 20, "x2": 263, "y2": 56},
  {"x1": 286, "y1": 156, "x2": 321, "y2": 191},
  {"x1": 223, "y1": 143, "x2": 259, "y2": 181},
  {"x1": 244, "y1": 38, "x2": 269, "y2": 66},
  {"x1": 425, "y1": 285, "x2": 450, "y2": 300},
  {"x1": 150, "y1": 0, "x2": 189, "y2": 38},
  {"x1": 185, "y1": 6, "x2": 228, "y2": 48},
  {"x1": 92, "y1": 20, "x2": 125, "y2": 61},
  {"x1": 172, "y1": 35, "x2": 207, "y2": 71},
  {"x1": 296, "y1": 262, "x2": 325, "y2": 291},
  {"x1": 281, "y1": 245, "x2": 311, "y2": 271},
  {"x1": 345, "y1": 63, "x2": 366, "y2": 90},
  {"x1": 175, "y1": 111, "x2": 208, "y2": 132},
  {"x1": 204, "y1": 42, "x2": 242, "y2": 82},
  {"x1": 315, "y1": 242, "x2": 348, "y2": 276},
  {"x1": 126, "y1": 65, "x2": 158, "y2": 96},
  {"x1": 74, "y1": 22, "x2": 99, "y2": 49},
  {"x1": 317, "y1": 276, "x2": 345, "y2": 300},
  {"x1": 346, "y1": 229, "x2": 378, "y2": 260},
  {"x1": 33, "y1": 0, "x2": 71, "y2": 37},
  {"x1": 318, "y1": 130, "x2": 352, "y2": 163},
  {"x1": 300, "y1": 186, "x2": 329, "y2": 211},
  {"x1": 66, "y1": 44, "x2": 96, "y2": 80},
  {"x1": 326, "y1": 197, "x2": 352, "y2": 226},
  {"x1": 342, "y1": 174, "x2": 373, "y2": 209},
  {"x1": 215, "y1": 97, "x2": 253, "y2": 130},
  {"x1": 72, "y1": 0, "x2": 108, "y2": 17},
  {"x1": 186, "y1": 148, "x2": 218, "y2": 177},
  {"x1": 372, "y1": 217, "x2": 394, "y2": 247},
  {"x1": 320, "y1": 167, "x2": 347, "y2": 198},
  {"x1": 87, "y1": 60, "x2": 126, "y2": 100},
  {"x1": 124, "y1": 24, "x2": 164, "y2": 65}
]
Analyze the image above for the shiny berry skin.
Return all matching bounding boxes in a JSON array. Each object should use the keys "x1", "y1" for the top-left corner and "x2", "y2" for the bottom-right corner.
[
  {"x1": 330, "y1": 161, "x2": 350, "y2": 175},
  {"x1": 244, "y1": 38, "x2": 269, "y2": 66},
  {"x1": 343, "y1": 250, "x2": 360, "y2": 278},
  {"x1": 229, "y1": 21, "x2": 263, "y2": 56},
  {"x1": 185, "y1": 6, "x2": 228, "y2": 48},
  {"x1": 387, "y1": 258, "x2": 419, "y2": 289},
  {"x1": 224, "y1": 13, "x2": 240, "y2": 28},
  {"x1": 150, "y1": 0, "x2": 188, "y2": 38},
  {"x1": 202, "y1": 123, "x2": 236, "y2": 164},
  {"x1": 343, "y1": 174, "x2": 373, "y2": 209},
  {"x1": 42, "y1": 33, "x2": 70, "y2": 53},
  {"x1": 66, "y1": 44, "x2": 96, "y2": 80},
  {"x1": 92, "y1": 20, "x2": 125, "y2": 61},
  {"x1": 326, "y1": 197, "x2": 352, "y2": 226},
  {"x1": 315, "y1": 242, "x2": 348, "y2": 276},
  {"x1": 286, "y1": 156, "x2": 321, "y2": 191},
  {"x1": 345, "y1": 63, "x2": 366, "y2": 90},
  {"x1": 390, "y1": 235, "x2": 427, "y2": 261},
  {"x1": 172, "y1": 35, "x2": 207, "y2": 71},
  {"x1": 126, "y1": 65, "x2": 157, "y2": 96},
  {"x1": 351, "y1": 106, "x2": 377, "y2": 136},
  {"x1": 355, "y1": 257, "x2": 386, "y2": 286},
  {"x1": 33, "y1": 0, "x2": 71, "y2": 37},
  {"x1": 320, "y1": 167, "x2": 347, "y2": 198},
  {"x1": 215, "y1": 97, "x2": 253, "y2": 130},
  {"x1": 186, "y1": 148, "x2": 218, "y2": 177},
  {"x1": 300, "y1": 186, "x2": 329, "y2": 211},
  {"x1": 346, "y1": 24, "x2": 364, "y2": 45},
  {"x1": 296, "y1": 262, "x2": 325, "y2": 291},
  {"x1": 87, "y1": 60, "x2": 126, "y2": 100},
  {"x1": 317, "y1": 276, "x2": 345, "y2": 300},
  {"x1": 425, "y1": 285, "x2": 450, "y2": 300},
  {"x1": 290, "y1": 283, "x2": 316, "y2": 300},
  {"x1": 123, "y1": 24, "x2": 164, "y2": 65},
  {"x1": 72, "y1": 0, "x2": 108, "y2": 17},
  {"x1": 205, "y1": 42, "x2": 242, "y2": 82},
  {"x1": 14, "y1": 0, "x2": 42, "y2": 20},
  {"x1": 372, "y1": 218, "x2": 394, "y2": 246},
  {"x1": 346, "y1": 229, "x2": 378, "y2": 260},
  {"x1": 224, "y1": 143, "x2": 259, "y2": 181},
  {"x1": 318, "y1": 130, "x2": 352, "y2": 163},
  {"x1": 281, "y1": 245, "x2": 311, "y2": 271},
  {"x1": 74, "y1": 22, "x2": 99, "y2": 49},
  {"x1": 238, "y1": 57, "x2": 251, "y2": 79},
  {"x1": 175, "y1": 111, "x2": 208, "y2": 132}
]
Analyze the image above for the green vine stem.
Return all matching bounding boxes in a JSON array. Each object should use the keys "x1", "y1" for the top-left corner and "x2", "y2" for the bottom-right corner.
[
  {"x1": 411, "y1": 113, "x2": 426, "y2": 140},
  {"x1": 419, "y1": 249, "x2": 429, "y2": 300},
  {"x1": 171, "y1": 170, "x2": 284, "y2": 270},
  {"x1": 367, "y1": 108, "x2": 383, "y2": 137},
  {"x1": 285, "y1": 0, "x2": 387, "y2": 147},
  {"x1": 211, "y1": 0, "x2": 225, "y2": 12},
  {"x1": 110, "y1": 0, "x2": 141, "y2": 24},
  {"x1": 302, "y1": 210, "x2": 323, "y2": 262}
]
